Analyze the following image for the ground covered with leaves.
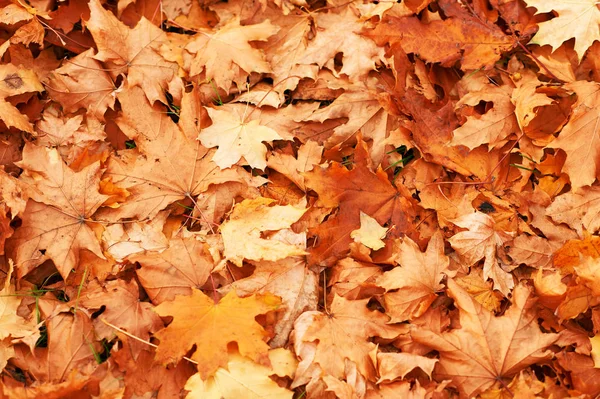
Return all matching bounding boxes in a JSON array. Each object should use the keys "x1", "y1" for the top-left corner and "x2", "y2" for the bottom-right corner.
[{"x1": 1, "y1": 0, "x2": 600, "y2": 397}]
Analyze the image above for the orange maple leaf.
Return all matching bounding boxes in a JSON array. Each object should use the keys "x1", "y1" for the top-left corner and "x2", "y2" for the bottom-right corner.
[
  {"x1": 153, "y1": 289, "x2": 281, "y2": 378},
  {"x1": 304, "y1": 138, "x2": 417, "y2": 266}
]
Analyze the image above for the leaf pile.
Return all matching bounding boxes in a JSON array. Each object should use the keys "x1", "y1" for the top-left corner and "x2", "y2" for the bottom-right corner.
[{"x1": 1, "y1": 0, "x2": 600, "y2": 397}]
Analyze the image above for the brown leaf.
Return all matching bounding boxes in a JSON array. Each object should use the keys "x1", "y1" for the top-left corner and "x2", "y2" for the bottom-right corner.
[{"x1": 411, "y1": 280, "x2": 557, "y2": 398}]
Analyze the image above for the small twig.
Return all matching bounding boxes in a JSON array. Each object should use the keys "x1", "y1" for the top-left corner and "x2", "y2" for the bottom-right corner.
[{"x1": 99, "y1": 317, "x2": 198, "y2": 365}]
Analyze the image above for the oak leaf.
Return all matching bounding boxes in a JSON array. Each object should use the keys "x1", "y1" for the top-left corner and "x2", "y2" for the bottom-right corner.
[
  {"x1": 449, "y1": 212, "x2": 515, "y2": 295},
  {"x1": 199, "y1": 106, "x2": 284, "y2": 170},
  {"x1": 411, "y1": 280, "x2": 557, "y2": 398},
  {"x1": 377, "y1": 231, "x2": 450, "y2": 322},
  {"x1": 153, "y1": 289, "x2": 281, "y2": 378},
  {"x1": 525, "y1": 0, "x2": 600, "y2": 61},
  {"x1": 220, "y1": 197, "x2": 307, "y2": 266}
]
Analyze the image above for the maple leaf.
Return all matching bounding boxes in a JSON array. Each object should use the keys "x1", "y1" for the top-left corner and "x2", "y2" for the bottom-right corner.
[
  {"x1": 7, "y1": 144, "x2": 108, "y2": 279},
  {"x1": 86, "y1": 0, "x2": 182, "y2": 104},
  {"x1": 184, "y1": 349, "x2": 297, "y2": 399},
  {"x1": 220, "y1": 197, "x2": 307, "y2": 266},
  {"x1": 292, "y1": 294, "x2": 401, "y2": 381},
  {"x1": 260, "y1": 11, "x2": 315, "y2": 101},
  {"x1": 80, "y1": 279, "x2": 163, "y2": 356},
  {"x1": 294, "y1": 8, "x2": 386, "y2": 82},
  {"x1": 0, "y1": 262, "x2": 39, "y2": 354},
  {"x1": 546, "y1": 185, "x2": 600, "y2": 235},
  {"x1": 450, "y1": 85, "x2": 518, "y2": 150},
  {"x1": 304, "y1": 87, "x2": 392, "y2": 165},
  {"x1": 448, "y1": 212, "x2": 515, "y2": 296},
  {"x1": 304, "y1": 138, "x2": 418, "y2": 266},
  {"x1": 377, "y1": 231, "x2": 451, "y2": 322},
  {"x1": 153, "y1": 289, "x2": 281, "y2": 378},
  {"x1": 547, "y1": 81, "x2": 600, "y2": 190},
  {"x1": 367, "y1": 15, "x2": 514, "y2": 70},
  {"x1": 199, "y1": 106, "x2": 284, "y2": 170},
  {"x1": 185, "y1": 17, "x2": 279, "y2": 92},
  {"x1": 267, "y1": 140, "x2": 323, "y2": 191},
  {"x1": 227, "y1": 256, "x2": 318, "y2": 347},
  {"x1": 38, "y1": 310, "x2": 101, "y2": 382},
  {"x1": 97, "y1": 87, "x2": 258, "y2": 221},
  {"x1": 128, "y1": 232, "x2": 216, "y2": 304},
  {"x1": 411, "y1": 279, "x2": 557, "y2": 398},
  {"x1": 46, "y1": 49, "x2": 117, "y2": 120},
  {"x1": 0, "y1": 63, "x2": 43, "y2": 132},
  {"x1": 113, "y1": 338, "x2": 196, "y2": 398},
  {"x1": 525, "y1": 0, "x2": 600, "y2": 61},
  {"x1": 375, "y1": 352, "x2": 438, "y2": 384}
]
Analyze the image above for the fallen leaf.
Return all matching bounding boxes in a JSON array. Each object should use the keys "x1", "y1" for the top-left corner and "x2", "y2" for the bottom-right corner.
[
  {"x1": 220, "y1": 197, "x2": 307, "y2": 266},
  {"x1": 350, "y1": 211, "x2": 388, "y2": 251},
  {"x1": 449, "y1": 212, "x2": 515, "y2": 295},
  {"x1": 153, "y1": 289, "x2": 281, "y2": 378},
  {"x1": 377, "y1": 231, "x2": 450, "y2": 322},
  {"x1": 411, "y1": 280, "x2": 557, "y2": 398},
  {"x1": 184, "y1": 349, "x2": 297, "y2": 399},
  {"x1": 525, "y1": 0, "x2": 600, "y2": 60}
]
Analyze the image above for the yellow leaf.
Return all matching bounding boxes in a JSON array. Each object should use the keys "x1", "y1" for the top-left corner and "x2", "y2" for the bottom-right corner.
[
  {"x1": 184, "y1": 349, "x2": 296, "y2": 399},
  {"x1": 199, "y1": 107, "x2": 284, "y2": 169},
  {"x1": 221, "y1": 197, "x2": 307, "y2": 266},
  {"x1": 350, "y1": 211, "x2": 388, "y2": 250}
]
